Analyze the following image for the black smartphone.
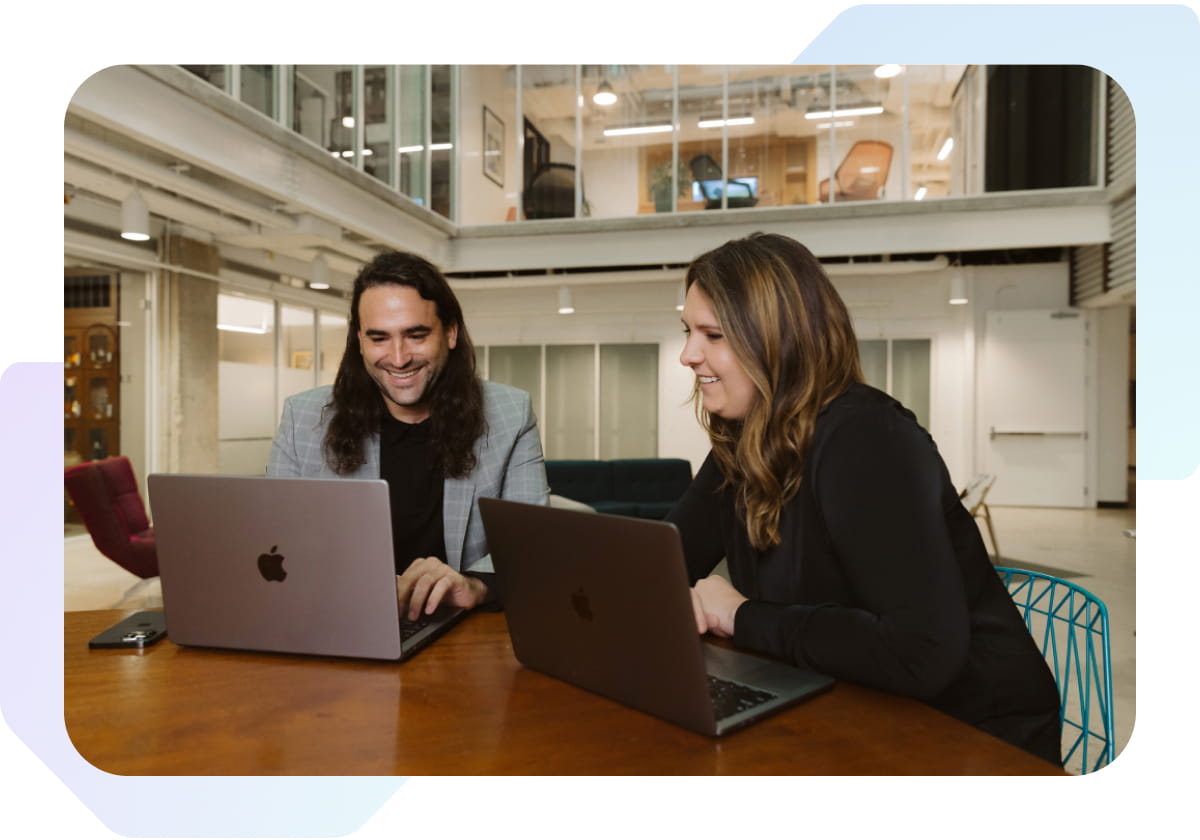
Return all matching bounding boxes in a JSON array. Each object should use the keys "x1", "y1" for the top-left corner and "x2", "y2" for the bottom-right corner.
[{"x1": 88, "y1": 610, "x2": 168, "y2": 650}]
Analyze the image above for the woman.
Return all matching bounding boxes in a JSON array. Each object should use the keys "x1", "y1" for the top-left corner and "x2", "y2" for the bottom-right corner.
[{"x1": 671, "y1": 232, "x2": 1062, "y2": 764}]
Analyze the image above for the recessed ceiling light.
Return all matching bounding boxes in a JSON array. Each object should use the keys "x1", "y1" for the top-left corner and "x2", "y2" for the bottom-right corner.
[{"x1": 874, "y1": 64, "x2": 903, "y2": 79}]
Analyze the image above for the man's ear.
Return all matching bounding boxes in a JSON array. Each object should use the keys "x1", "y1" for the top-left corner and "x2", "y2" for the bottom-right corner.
[{"x1": 447, "y1": 322, "x2": 459, "y2": 350}]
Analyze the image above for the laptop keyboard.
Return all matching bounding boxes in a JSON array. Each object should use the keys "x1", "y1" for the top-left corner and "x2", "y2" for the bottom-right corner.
[
  {"x1": 400, "y1": 615, "x2": 436, "y2": 642},
  {"x1": 707, "y1": 675, "x2": 778, "y2": 719}
]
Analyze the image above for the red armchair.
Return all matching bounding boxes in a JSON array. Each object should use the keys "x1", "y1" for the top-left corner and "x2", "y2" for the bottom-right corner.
[{"x1": 64, "y1": 456, "x2": 158, "y2": 579}]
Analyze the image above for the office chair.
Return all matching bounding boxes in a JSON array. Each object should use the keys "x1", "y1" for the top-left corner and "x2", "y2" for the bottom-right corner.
[
  {"x1": 64, "y1": 456, "x2": 158, "y2": 580},
  {"x1": 995, "y1": 567, "x2": 1116, "y2": 774},
  {"x1": 687, "y1": 154, "x2": 758, "y2": 209},
  {"x1": 819, "y1": 140, "x2": 894, "y2": 202},
  {"x1": 522, "y1": 163, "x2": 583, "y2": 219}
]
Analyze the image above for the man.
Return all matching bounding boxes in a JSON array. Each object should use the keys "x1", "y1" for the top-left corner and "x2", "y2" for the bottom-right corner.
[{"x1": 267, "y1": 250, "x2": 548, "y2": 619}]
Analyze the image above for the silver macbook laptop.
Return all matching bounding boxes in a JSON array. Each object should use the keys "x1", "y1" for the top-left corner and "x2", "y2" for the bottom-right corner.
[
  {"x1": 147, "y1": 473, "x2": 463, "y2": 661},
  {"x1": 477, "y1": 497, "x2": 834, "y2": 736}
]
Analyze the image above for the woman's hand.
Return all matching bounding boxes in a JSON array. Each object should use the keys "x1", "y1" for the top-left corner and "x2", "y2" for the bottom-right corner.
[{"x1": 691, "y1": 575, "x2": 748, "y2": 638}]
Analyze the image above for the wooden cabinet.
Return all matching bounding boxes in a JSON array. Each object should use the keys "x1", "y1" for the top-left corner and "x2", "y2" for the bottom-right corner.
[{"x1": 64, "y1": 272, "x2": 120, "y2": 468}]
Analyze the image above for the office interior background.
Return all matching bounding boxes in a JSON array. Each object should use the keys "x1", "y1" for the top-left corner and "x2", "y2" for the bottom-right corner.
[{"x1": 63, "y1": 63, "x2": 1136, "y2": 762}]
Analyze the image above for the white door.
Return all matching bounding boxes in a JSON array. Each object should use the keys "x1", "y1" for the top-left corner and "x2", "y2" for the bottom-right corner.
[{"x1": 981, "y1": 309, "x2": 1089, "y2": 507}]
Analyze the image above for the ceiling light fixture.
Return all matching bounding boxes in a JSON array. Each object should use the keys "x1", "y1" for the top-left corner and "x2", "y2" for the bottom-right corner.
[
  {"x1": 557, "y1": 286, "x2": 575, "y2": 315},
  {"x1": 914, "y1": 185, "x2": 928, "y2": 201},
  {"x1": 602, "y1": 124, "x2": 674, "y2": 137},
  {"x1": 310, "y1": 254, "x2": 330, "y2": 290},
  {"x1": 937, "y1": 137, "x2": 955, "y2": 161},
  {"x1": 874, "y1": 64, "x2": 904, "y2": 79},
  {"x1": 948, "y1": 269, "x2": 968, "y2": 305},
  {"x1": 805, "y1": 105, "x2": 884, "y2": 120},
  {"x1": 697, "y1": 116, "x2": 755, "y2": 128},
  {"x1": 592, "y1": 80, "x2": 618, "y2": 107},
  {"x1": 396, "y1": 143, "x2": 453, "y2": 154},
  {"x1": 675, "y1": 285, "x2": 686, "y2": 312},
  {"x1": 120, "y1": 188, "x2": 151, "y2": 241}
]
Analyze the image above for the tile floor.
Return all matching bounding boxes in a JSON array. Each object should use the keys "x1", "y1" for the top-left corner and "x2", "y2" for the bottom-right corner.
[{"x1": 64, "y1": 499, "x2": 1136, "y2": 767}]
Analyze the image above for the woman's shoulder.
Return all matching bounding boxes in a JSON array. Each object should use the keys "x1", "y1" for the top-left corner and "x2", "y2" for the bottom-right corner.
[{"x1": 813, "y1": 383, "x2": 931, "y2": 456}]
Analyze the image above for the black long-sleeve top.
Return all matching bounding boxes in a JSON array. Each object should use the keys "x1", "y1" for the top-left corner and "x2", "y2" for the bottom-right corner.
[{"x1": 668, "y1": 383, "x2": 1061, "y2": 764}]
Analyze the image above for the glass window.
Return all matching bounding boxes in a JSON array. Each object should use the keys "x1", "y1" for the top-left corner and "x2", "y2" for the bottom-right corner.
[
  {"x1": 430, "y1": 65, "x2": 454, "y2": 218},
  {"x1": 903, "y1": 65, "x2": 966, "y2": 201},
  {"x1": 458, "y1": 65, "x2": 518, "y2": 224},
  {"x1": 543, "y1": 345, "x2": 595, "y2": 459},
  {"x1": 217, "y1": 294, "x2": 276, "y2": 475},
  {"x1": 240, "y1": 65, "x2": 277, "y2": 119},
  {"x1": 813, "y1": 66, "x2": 896, "y2": 203},
  {"x1": 182, "y1": 65, "x2": 226, "y2": 91},
  {"x1": 397, "y1": 65, "x2": 428, "y2": 204},
  {"x1": 363, "y1": 65, "x2": 392, "y2": 186},
  {"x1": 599, "y1": 344, "x2": 657, "y2": 458},
  {"x1": 579, "y1": 64, "x2": 675, "y2": 219},
  {"x1": 520, "y1": 65, "x2": 578, "y2": 221},
  {"x1": 293, "y1": 65, "x2": 354, "y2": 159}
]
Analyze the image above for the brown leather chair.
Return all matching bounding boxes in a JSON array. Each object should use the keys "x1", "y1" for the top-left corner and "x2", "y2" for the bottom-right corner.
[
  {"x1": 819, "y1": 140, "x2": 894, "y2": 202},
  {"x1": 64, "y1": 456, "x2": 158, "y2": 579}
]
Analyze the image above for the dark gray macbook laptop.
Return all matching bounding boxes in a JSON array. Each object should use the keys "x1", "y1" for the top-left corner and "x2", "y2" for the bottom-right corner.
[
  {"x1": 477, "y1": 497, "x2": 834, "y2": 736},
  {"x1": 147, "y1": 473, "x2": 463, "y2": 661}
]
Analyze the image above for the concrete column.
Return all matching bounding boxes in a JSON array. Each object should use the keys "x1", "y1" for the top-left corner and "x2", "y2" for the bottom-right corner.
[{"x1": 163, "y1": 233, "x2": 220, "y2": 473}]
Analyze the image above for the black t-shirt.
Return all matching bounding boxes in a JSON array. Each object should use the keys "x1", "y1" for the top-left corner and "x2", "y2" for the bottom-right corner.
[{"x1": 379, "y1": 414, "x2": 446, "y2": 575}]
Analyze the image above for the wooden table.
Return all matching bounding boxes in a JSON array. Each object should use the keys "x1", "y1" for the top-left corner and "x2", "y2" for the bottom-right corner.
[{"x1": 65, "y1": 609, "x2": 1065, "y2": 775}]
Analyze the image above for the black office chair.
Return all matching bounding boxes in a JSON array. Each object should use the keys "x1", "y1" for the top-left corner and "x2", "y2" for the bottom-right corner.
[
  {"x1": 688, "y1": 154, "x2": 758, "y2": 210},
  {"x1": 523, "y1": 163, "x2": 583, "y2": 219}
]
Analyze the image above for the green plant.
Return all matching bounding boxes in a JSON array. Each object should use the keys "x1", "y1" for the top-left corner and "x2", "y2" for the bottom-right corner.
[{"x1": 649, "y1": 159, "x2": 691, "y2": 200}]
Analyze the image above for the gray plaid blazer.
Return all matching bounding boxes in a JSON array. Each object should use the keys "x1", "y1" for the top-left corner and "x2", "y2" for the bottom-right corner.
[{"x1": 266, "y1": 380, "x2": 549, "y2": 574}]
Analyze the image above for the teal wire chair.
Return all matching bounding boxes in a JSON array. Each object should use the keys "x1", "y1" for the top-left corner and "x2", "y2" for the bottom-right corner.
[{"x1": 995, "y1": 567, "x2": 1116, "y2": 774}]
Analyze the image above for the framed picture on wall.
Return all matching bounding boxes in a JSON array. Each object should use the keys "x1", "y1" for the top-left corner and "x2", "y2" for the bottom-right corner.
[{"x1": 483, "y1": 105, "x2": 504, "y2": 187}]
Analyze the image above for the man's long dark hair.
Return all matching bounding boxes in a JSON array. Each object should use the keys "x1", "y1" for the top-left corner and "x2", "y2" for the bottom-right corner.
[{"x1": 322, "y1": 251, "x2": 485, "y2": 478}]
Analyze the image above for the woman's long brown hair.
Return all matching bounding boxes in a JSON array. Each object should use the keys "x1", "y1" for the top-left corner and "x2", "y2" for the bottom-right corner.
[{"x1": 686, "y1": 232, "x2": 862, "y2": 550}]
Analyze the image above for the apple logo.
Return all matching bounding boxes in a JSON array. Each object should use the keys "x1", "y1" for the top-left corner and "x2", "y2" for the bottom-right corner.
[
  {"x1": 257, "y1": 545, "x2": 287, "y2": 582},
  {"x1": 570, "y1": 586, "x2": 593, "y2": 621}
]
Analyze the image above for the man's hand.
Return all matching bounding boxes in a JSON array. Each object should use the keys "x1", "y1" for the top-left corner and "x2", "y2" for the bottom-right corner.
[
  {"x1": 691, "y1": 574, "x2": 748, "y2": 638},
  {"x1": 395, "y1": 556, "x2": 488, "y2": 621}
]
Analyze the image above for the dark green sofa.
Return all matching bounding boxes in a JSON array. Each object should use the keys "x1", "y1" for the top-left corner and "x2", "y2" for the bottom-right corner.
[{"x1": 544, "y1": 458, "x2": 694, "y2": 520}]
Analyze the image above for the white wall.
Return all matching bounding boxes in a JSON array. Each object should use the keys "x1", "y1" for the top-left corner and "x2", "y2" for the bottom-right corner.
[
  {"x1": 459, "y1": 259, "x2": 1132, "y2": 507},
  {"x1": 458, "y1": 67, "x2": 520, "y2": 225}
]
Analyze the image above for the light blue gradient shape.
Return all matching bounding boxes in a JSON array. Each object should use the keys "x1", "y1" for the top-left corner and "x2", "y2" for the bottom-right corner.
[
  {"x1": 798, "y1": 4, "x2": 1198, "y2": 479},
  {"x1": 0, "y1": 363, "x2": 405, "y2": 837}
]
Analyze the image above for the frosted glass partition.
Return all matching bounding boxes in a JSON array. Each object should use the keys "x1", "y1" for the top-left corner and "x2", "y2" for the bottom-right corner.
[
  {"x1": 892, "y1": 338, "x2": 931, "y2": 430},
  {"x1": 319, "y1": 311, "x2": 346, "y2": 386},
  {"x1": 217, "y1": 294, "x2": 276, "y2": 475},
  {"x1": 488, "y1": 346, "x2": 542, "y2": 406},
  {"x1": 599, "y1": 344, "x2": 657, "y2": 459},
  {"x1": 544, "y1": 345, "x2": 595, "y2": 459},
  {"x1": 858, "y1": 340, "x2": 888, "y2": 391},
  {"x1": 856, "y1": 338, "x2": 931, "y2": 431}
]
